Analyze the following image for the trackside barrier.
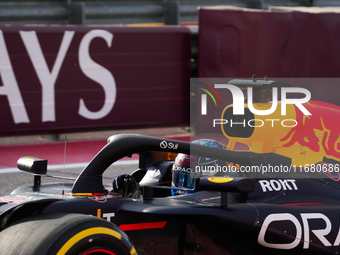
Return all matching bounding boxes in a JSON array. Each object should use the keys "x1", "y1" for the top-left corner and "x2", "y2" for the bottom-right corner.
[
  {"x1": 0, "y1": 25, "x2": 191, "y2": 136},
  {"x1": 198, "y1": 6, "x2": 340, "y2": 78},
  {"x1": 0, "y1": 0, "x2": 328, "y2": 25}
]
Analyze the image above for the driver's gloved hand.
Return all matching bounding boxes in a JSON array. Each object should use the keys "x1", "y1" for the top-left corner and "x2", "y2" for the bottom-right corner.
[{"x1": 112, "y1": 174, "x2": 142, "y2": 198}]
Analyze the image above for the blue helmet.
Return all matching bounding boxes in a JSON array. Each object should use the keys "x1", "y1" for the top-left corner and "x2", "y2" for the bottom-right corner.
[{"x1": 171, "y1": 139, "x2": 226, "y2": 196}]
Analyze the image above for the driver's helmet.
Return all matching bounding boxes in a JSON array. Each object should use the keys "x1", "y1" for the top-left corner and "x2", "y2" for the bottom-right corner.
[{"x1": 171, "y1": 139, "x2": 226, "y2": 196}]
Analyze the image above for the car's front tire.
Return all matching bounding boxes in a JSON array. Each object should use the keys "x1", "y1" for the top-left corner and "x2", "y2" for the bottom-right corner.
[{"x1": 0, "y1": 213, "x2": 137, "y2": 255}]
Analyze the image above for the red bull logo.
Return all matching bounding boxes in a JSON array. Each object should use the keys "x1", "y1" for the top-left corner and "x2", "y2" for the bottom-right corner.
[
  {"x1": 280, "y1": 100, "x2": 340, "y2": 164},
  {"x1": 220, "y1": 99, "x2": 340, "y2": 171}
]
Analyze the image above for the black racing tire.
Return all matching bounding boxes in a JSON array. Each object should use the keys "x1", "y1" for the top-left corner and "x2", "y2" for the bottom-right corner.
[{"x1": 0, "y1": 213, "x2": 137, "y2": 255}]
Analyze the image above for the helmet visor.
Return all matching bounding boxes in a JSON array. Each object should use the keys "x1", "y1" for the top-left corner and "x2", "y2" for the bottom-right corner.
[{"x1": 172, "y1": 170, "x2": 196, "y2": 189}]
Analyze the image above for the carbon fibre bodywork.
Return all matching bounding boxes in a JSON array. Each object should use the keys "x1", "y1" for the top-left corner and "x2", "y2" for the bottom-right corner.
[{"x1": 0, "y1": 134, "x2": 340, "y2": 255}]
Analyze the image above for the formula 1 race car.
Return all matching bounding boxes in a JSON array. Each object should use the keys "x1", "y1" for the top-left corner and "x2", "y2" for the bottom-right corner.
[{"x1": 0, "y1": 133, "x2": 339, "y2": 255}]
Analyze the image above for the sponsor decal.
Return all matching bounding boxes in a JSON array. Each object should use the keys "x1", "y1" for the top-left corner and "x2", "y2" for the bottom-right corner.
[
  {"x1": 88, "y1": 196, "x2": 108, "y2": 203},
  {"x1": 172, "y1": 164, "x2": 193, "y2": 173},
  {"x1": 258, "y1": 212, "x2": 340, "y2": 249},
  {"x1": 207, "y1": 177, "x2": 233, "y2": 183},
  {"x1": 280, "y1": 101, "x2": 340, "y2": 162},
  {"x1": 0, "y1": 195, "x2": 40, "y2": 203},
  {"x1": 0, "y1": 196, "x2": 29, "y2": 204},
  {"x1": 258, "y1": 179, "x2": 298, "y2": 192},
  {"x1": 96, "y1": 209, "x2": 116, "y2": 222},
  {"x1": 0, "y1": 29, "x2": 116, "y2": 124},
  {"x1": 160, "y1": 140, "x2": 178, "y2": 150}
]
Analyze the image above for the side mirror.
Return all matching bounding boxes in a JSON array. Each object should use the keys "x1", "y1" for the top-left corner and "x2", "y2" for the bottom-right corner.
[{"x1": 17, "y1": 157, "x2": 47, "y2": 175}]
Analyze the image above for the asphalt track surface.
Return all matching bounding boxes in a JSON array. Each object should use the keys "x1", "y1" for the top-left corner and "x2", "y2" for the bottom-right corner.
[{"x1": 0, "y1": 127, "x2": 190, "y2": 195}]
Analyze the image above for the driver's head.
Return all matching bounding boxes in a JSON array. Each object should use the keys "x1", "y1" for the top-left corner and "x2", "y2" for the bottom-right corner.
[{"x1": 171, "y1": 139, "x2": 226, "y2": 195}]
